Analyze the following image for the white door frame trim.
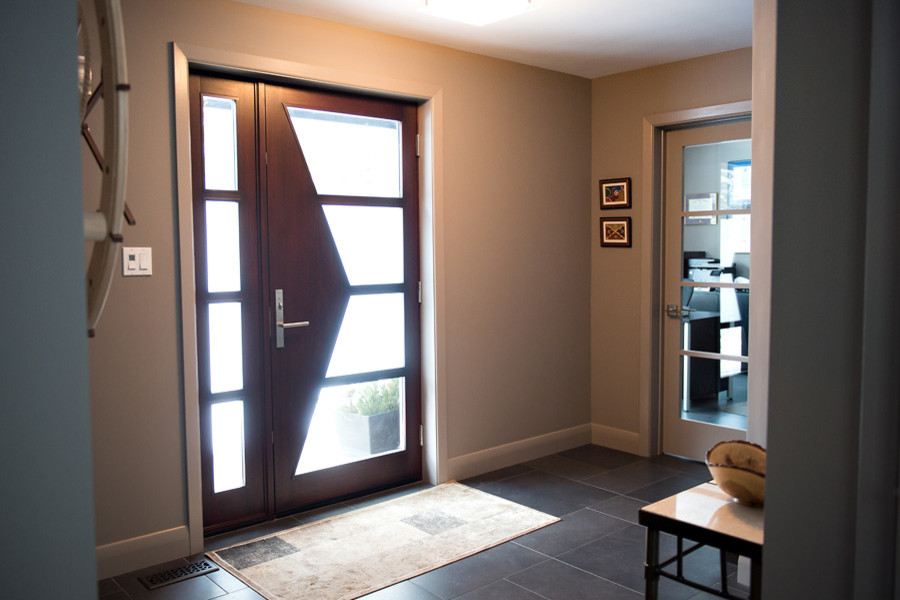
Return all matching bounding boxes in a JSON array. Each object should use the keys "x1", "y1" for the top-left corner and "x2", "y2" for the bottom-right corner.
[
  {"x1": 637, "y1": 100, "x2": 752, "y2": 456},
  {"x1": 171, "y1": 42, "x2": 448, "y2": 554}
]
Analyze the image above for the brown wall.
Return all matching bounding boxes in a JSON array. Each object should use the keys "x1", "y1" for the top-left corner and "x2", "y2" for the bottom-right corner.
[
  {"x1": 590, "y1": 48, "x2": 753, "y2": 438},
  {"x1": 89, "y1": 0, "x2": 591, "y2": 557}
]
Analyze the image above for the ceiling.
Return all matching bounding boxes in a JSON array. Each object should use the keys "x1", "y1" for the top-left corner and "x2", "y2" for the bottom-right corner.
[{"x1": 234, "y1": 0, "x2": 753, "y2": 79}]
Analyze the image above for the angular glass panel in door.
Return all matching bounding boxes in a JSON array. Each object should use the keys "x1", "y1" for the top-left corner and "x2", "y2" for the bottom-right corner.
[
  {"x1": 323, "y1": 205, "x2": 404, "y2": 285},
  {"x1": 295, "y1": 377, "x2": 406, "y2": 475},
  {"x1": 325, "y1": 294, "x2": 406, "y2": 378},
  {"x1": 286, "y1": 107, "x2": 402, "y2": 197}
]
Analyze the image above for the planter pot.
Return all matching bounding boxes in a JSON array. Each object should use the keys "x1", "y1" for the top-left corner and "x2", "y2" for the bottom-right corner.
[{"x1": 334, "y1": 409, "x2": 400, "y2": 455}]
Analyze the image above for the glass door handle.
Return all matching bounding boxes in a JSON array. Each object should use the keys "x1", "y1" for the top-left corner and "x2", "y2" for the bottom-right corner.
[
  {"x1": 275, "y1": 289, "x2": 309, "y2": 348},
  {"x1": 665, "y1": 304, "x2": 696, "y2": 319}
]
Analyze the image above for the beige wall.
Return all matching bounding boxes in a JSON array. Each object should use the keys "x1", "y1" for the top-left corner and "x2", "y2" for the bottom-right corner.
[
  {"x1": 90, "y1": 0, "x2": 591, "y2": 561},
  {"x1": 590, "y1": 48, "x2": 752, "y2": 442}
]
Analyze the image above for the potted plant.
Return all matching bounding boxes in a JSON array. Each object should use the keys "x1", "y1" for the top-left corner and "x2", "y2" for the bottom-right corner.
[{"x1": 334, "y1": 379, "x2": 401, "y2": 455}]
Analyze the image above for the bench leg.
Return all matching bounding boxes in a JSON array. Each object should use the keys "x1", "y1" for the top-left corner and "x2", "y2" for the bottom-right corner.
[
  {"x1": 645, "y1": 528, "x2": 660, "y2": 599},
  {"x1": 750, "y1": 555, "x2": 762, "y2": 600}
]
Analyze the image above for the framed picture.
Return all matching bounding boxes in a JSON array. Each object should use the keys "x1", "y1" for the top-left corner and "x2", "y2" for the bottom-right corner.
[
  {"x1": 600, "y1": 217, "x2": 631, "y2": 247},
  {"x1": 599, "y1": 177, "x2": 632, "y2": 209},
  {"x1": 684, "y1": 193, "x2": 717, "y2": 225}
]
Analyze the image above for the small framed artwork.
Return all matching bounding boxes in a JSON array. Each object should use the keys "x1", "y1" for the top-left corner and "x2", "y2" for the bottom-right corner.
[
  {"x1": 600, "y1": 217, "x2": 632, "y2": 247},
  {"x1": 599, "y1": 177, "x2": 632, "y2": 209},
  {"x1": 684, "y1": 193, "x2": 717, "y2": 225}
]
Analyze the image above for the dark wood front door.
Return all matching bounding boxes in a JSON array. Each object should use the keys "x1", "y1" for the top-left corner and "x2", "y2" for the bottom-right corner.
[{"x1": 190, "y1": 73, "x2": 422, "y2": 534}]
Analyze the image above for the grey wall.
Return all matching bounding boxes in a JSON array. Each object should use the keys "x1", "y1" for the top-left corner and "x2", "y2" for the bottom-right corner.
[
  {"x1": 0, "y1": 1, "x2": 98, "y2": 597},
  {"x1": 591, "y1": 49, "x2": 752, "y2": 440},
  {"x1": 763, "y1": 0, "x2": 900, "y2": 597}
]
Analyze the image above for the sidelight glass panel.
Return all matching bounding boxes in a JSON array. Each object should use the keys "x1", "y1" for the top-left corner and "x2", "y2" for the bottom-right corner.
[
  {"x1": 325, "y1": 294, "x2": 405, "y2": 378},
  {"x1": 202, "y1": 96, "x2": 238, "y2": 191},
  {"x1": 287, "y1": 106, "x2": 401, "y2": 198},
  {"x1": 208, "y1": 302, "x2": 243, "y2": 393},
  {"x1": 205, "y1": 201, "x2": 241, "y2": 293},
  {"x1": 295, "y1": 378, "x2": 406, "y2": 475},
  {"x1": 211, "y1": 400, "x2": 246, "y2": 493},
  {"x1": 323, "y1": 205, "x2": 403, "y2": 286}
]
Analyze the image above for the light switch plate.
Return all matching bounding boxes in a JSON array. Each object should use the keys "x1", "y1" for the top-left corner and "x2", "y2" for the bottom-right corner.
[{"x1": 122, "y1": 247, "x2": 152, "y2": 276}]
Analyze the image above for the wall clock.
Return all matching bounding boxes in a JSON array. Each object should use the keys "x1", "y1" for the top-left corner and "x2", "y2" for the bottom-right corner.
[{"x1": 79, "y1": 0, "x2": 130, "y2": 336}]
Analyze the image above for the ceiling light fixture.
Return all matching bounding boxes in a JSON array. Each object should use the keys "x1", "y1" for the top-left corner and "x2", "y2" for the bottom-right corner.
[{"x1": 419, "y1": 0, "x2": 537, "y2": 27}]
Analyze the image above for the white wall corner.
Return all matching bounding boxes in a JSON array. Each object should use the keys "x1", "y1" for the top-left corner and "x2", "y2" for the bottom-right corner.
[
  {"x1": 591, "y1": 423, "x2": 643, "y2": 456},
  {"x1": 447, "y1": 424, "x2": 592, "y2": 481},
  {"x1": 95, "y1": 526, "x2": 191, "y2": 580}
]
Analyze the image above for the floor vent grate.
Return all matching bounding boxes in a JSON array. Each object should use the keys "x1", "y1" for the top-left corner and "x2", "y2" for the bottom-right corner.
[{"x1": 138, "y1": 559, "x2": 219, "y2": 590}]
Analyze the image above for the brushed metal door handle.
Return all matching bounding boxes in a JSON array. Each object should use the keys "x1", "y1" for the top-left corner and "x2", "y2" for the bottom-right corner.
[{"x1": 275, "y1": 289, "x2": 309, "y2": 348}]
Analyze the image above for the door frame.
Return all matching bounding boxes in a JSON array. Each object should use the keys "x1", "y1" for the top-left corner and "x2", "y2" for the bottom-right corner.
[
  {"x1": 637, "y1": 101, "x2": 754, "y2": 457},
  {"x1": 171, "y1": 42, "x2": 448, "y2": 555}
]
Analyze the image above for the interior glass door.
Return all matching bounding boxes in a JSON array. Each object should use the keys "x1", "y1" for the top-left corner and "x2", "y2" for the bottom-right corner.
[{"x1": 662, "y1": 119, "x2": 751, "y2": 460}]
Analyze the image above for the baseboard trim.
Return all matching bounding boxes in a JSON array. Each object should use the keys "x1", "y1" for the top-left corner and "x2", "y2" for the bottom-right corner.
[
  {"x1": 96, "y1": 526, "x2": 191, "y2": 580},
  {"x1": 591, "y1": 423, "x2": 644, "y2": 456},
  {"x1": 447, "y1": 424, "x2": 592, "y2": 481}
]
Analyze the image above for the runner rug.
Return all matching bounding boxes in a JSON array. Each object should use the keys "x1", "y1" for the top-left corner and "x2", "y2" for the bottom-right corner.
[{"x1": 207, "y1": 482, "x2": 558, "y2": 600}]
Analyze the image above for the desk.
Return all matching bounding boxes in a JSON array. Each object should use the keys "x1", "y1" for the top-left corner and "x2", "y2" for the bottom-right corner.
[{"x1": 638, "y1": 482, "x2": 763, "y2": 599}]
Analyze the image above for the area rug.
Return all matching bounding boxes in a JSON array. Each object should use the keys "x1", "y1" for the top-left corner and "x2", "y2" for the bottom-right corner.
[{"x1": 207, "y1": 482, "x2": 558, "y2": 600}]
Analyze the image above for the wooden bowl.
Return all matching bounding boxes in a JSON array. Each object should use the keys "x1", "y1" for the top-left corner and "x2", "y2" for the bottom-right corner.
[{"x1": 706, "y1": 440, "x2": 766, "y2": 505}]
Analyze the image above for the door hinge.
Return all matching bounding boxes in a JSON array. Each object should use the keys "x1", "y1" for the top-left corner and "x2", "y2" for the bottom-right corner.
[
  {"x1": 419, "y1": 424, "x2": 424, "y2": 447},
  {"x1": 418, "y1": 281, "x2": 422, "y2": 304},
  {"x1": 415, "y1": 134, "x2": 420, "y2": 158}
]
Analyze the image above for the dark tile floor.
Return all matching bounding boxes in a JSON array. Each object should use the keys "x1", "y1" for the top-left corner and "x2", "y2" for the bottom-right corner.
[{"x1": 99, "y1": 445, "x2": 747, "y2": 600}]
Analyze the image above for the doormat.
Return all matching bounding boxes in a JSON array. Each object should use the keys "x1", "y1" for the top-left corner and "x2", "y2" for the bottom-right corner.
[{"x1": 207, "y1": 482, "x2": 559, "y2": 600}]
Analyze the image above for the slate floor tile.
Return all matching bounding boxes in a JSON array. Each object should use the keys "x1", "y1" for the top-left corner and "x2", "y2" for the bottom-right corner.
[
  {"x1": 478, "y1": 470, "x2": 615, "y2": 517},
  {"x1": 204, "y1": 515, "x2": 303, "y2": 551},
  {"x1": 583, "y1": 460, "x2": 682, "y2": 494},
  {"x1": 523, "y1": 454, "x2": 609, "y2": 481},
  {"x1": 455, "y1": 579, "x2": 546, "y2": 600},
  {"x1": 412, "y1": 543, "x2": 546, "y2": 600},
  {"x1": 508, "y1": 559, "x2": 642, "y2": 600},
  {"x1": 220, "y1": 588, "x2": 266, "y2": 599},
  {"x1": 114, "y1": 563, "x2": 229, "y2": 600},
  {"x1": 460, "y1": 464, "x2": 534, "y2": 488},
  {"x1": 558, "y1": 525, "x2": 731, "y2": 599},
  {"x1": 98, "y1": 578, "x2": 124, "y2": 597},
  {"x1": 557, "y1": 445, "x2": 643, "y2": 470},
  {"x1": 359, "y1": 580, "x2": 442, "y2": 600},
  {"x1": 589, "y1": 494, "x2": 648, "y2": 524},
  {"x1": 513, "y1": 507, "x2": 631, "y2": 556},
  {"x1": 648, "y1": 454, "x2": 713, "y2": 479},
  {"x1": 625, "y1": 473, "x2": 711, "y2": 503}
]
